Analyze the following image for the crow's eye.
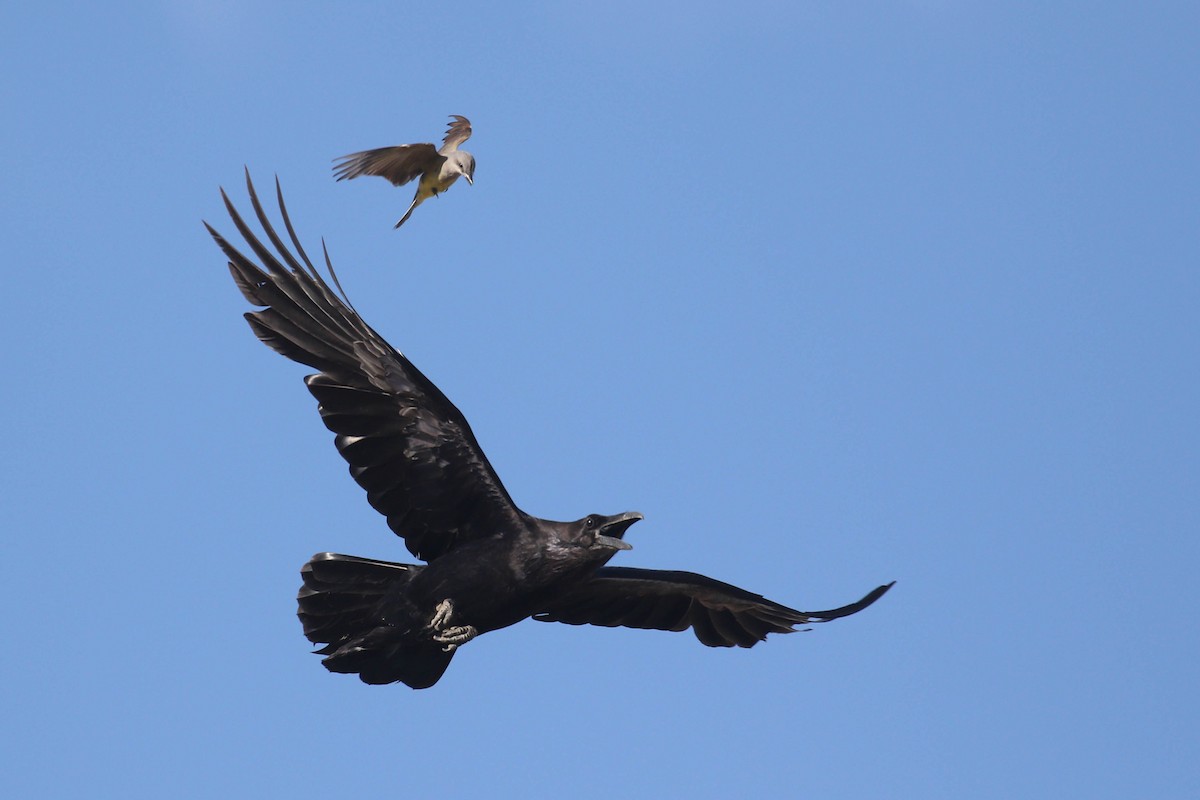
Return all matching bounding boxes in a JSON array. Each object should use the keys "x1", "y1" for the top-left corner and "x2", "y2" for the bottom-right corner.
[{"x1": 585, "y1": 516, "x2": 597, "y2": 528}]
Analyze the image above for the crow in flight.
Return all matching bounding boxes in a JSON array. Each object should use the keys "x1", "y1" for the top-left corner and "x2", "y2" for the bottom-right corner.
[
  {"x1": 206, "y1": 173, "x2": 893, "y2": 689},
  {"x1": 333, "y1": 114, "x2": 475, "y2": 228}
]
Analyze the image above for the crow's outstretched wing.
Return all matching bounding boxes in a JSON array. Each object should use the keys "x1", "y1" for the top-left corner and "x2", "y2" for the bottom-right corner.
[
  {"x1": 206, "y1": 171, "x2": 526, "y2": 561},
  {"x1": 535, "y1": 567, "x2": 894, "y2": 647}
]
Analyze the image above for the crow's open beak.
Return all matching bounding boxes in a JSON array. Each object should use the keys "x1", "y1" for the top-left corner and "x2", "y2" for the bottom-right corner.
[
  {"x1": 595, "y1": 511, "x2": 643, "y2": 550},
  {"x1": 594, "y1": 535, "x2": 632, "y2": 551}
]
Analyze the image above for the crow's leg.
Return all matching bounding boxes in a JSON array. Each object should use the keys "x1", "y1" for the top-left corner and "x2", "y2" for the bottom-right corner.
[{"x1": 429, "y1": 599, "x2": 454, "y2": 630}]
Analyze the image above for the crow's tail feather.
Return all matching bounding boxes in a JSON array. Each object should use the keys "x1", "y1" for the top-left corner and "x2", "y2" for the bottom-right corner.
[{"x1": 297, "y1": 552, "x2": 453, "y2": 689}]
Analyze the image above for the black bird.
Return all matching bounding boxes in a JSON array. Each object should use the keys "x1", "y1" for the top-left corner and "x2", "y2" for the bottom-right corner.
[{"x1": 206, "y1": 173, "x2": 893, "y2": 689}]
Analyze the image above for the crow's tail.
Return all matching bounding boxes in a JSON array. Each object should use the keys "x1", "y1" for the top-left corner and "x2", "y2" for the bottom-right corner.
[{"x1": 297, "y1": 553, "x2": 454, "y2": 689}]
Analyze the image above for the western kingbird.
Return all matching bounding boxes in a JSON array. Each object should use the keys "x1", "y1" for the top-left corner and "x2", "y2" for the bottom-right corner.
[{"x1": 333, "y1": 115, "x2": 475, "y2": 228}]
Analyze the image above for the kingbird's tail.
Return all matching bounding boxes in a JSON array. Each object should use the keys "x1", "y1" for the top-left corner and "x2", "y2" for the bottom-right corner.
[{"x1": 394, "y1": 197, "x2": 421, "y2": 228}]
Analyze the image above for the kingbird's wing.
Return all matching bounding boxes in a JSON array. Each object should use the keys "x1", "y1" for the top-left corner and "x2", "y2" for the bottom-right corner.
[
  {"x1": 438, "y1": 115, "x2": 472, "y2": 154},
  {"x1": 333, "y1": 143, "x2": 440, "y2": 186}
]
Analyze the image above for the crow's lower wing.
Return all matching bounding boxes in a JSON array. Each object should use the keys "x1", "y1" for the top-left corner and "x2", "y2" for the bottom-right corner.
[{"x1": 535, "y1": 567, "x2": 893, "y2": 648}]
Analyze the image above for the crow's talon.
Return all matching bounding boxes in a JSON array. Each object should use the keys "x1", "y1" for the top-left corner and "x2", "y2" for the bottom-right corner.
[
  {"x1": 433, "y1": 624, "x2": 477, "y2": 652},
  {"x1": 428, "y1": 599, "x2": 454, "y2": 630}
]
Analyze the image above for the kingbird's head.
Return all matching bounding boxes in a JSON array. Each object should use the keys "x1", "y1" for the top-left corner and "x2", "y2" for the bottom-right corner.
[{"x1": 450, "y1": 152, "x2": 475, "y2": 185}]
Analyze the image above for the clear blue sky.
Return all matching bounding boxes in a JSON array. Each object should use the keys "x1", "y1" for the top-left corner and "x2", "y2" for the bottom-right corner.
[{"x1": 3, "y1": 2, "x2": 1197, "y2": 797}]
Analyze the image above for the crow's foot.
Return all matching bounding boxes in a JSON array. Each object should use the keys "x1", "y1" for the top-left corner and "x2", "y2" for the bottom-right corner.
[
  {"x1": 427, "y1": 599, "x2": 477, "y2": 651},
  {"x1": 433, "y1": 625, "x2": 478, "y2": 653}
]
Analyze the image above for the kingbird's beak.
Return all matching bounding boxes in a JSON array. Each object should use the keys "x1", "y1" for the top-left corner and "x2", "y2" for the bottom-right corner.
[{"x1": 464, "y1": 174, "x2": 474, "y2": 186}]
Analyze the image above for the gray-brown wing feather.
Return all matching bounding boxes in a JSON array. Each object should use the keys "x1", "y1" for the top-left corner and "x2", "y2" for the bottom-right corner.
[
  {"x1": 535, "y1": 567, "x2": 894, "y2": 648},
  {"x1": 206, "y1": 170, "x2": 526, "y2": 562},
  {"x1": 439, "y1": 115, "x2": 472, "y2": 153},
  {"x1": 332, "y1": 143, "x2": 441, "y2": 186}
]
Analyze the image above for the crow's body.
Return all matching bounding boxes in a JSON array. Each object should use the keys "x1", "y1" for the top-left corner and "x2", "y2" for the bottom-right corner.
[{"x1": 207, "y1": 174, "x2": 892, "y2": 689}]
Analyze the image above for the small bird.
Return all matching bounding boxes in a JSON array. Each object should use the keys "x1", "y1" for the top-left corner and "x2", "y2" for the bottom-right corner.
[
  {"x1": 333, "y1": 114, "x2": 475, "y2": 228},
  {"x1": 206, "y1": 174, "x2": 894, "y2": 689}
]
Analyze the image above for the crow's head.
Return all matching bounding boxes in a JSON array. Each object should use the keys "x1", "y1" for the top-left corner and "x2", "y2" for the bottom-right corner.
[
  {"x1": 577, "y1": 511, "x2": 642, "y2": 553},
  {"x1": 540, "y1": 512, "x2": 642, "y2": 573}
]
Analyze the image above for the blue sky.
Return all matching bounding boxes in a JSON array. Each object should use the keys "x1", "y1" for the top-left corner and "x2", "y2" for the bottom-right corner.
[{"x1": 3, "y1": 2, "x2": 1197, "y2": 797}]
